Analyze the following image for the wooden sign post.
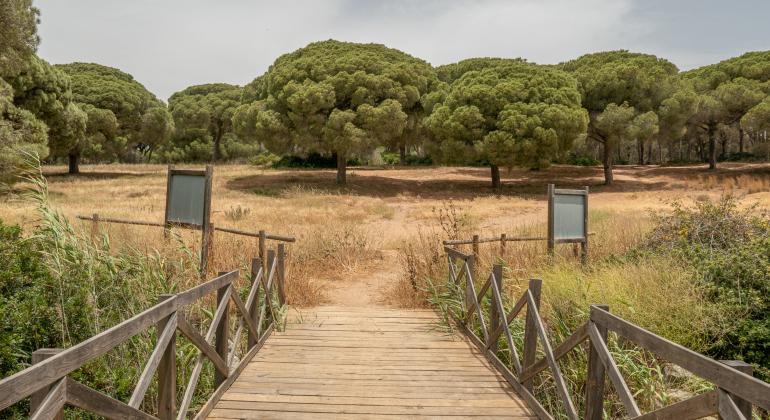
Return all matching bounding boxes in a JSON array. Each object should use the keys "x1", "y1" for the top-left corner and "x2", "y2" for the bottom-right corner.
[
  {"x1": 164, "y1": 165, "x2": 213, "y2": 273},
  {"x1": 547, "y1": 184, "x2": 589, "y2": 264}
]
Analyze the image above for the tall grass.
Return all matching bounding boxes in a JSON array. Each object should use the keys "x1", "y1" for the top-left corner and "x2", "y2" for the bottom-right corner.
[{"x1": 393, "y1": 199, "x2": 728, "y2": 418}]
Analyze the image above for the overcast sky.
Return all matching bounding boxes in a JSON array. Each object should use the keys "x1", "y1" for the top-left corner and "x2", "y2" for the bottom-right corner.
[{"x1": 36, "y1": 0, "x2": 770, "y2": 101}]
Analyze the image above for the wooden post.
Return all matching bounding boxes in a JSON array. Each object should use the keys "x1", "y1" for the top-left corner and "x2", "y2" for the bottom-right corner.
[
  {"x1": 465, "y1": 255, "x2": 475, "y2": 310},
  {"x1": 719, "y1": 360, "x2": 753, "y2": 419},
  {"x1": 258, "y1": 230, "x2": 267, "y2": 273},
  {"x1": 522, "y1": 278, "x2": 542, "y2": 392},
  {"x1": 547, "y1": 184, "x2": 555, "y2": 256},
  {"x1": 30, "y1": 348, "x2": 63, "y2": 420},
  {"x1": 91, "y1": 213, "x2": 100, "y2": 243},
  {"x1": 163, "y1": 164, "x2": 174, "y2": 239},
  {"x1": 582, "y1": 186, "x2": 589, "y2": 265},
  {"x1": 472, "y1": 234, "x2": 480, "y2": 263},
  {"x1": 201, "y1": 223, "x2": 213, "y2": 275},
  {"x1": 500, "y1": 233, "x2": 506, "y2": 255},
  {"x1": 267, "y1": 250, "x2": 276, "y2": 321},
  {"x1": 157, "y1": 294, "x2": 176, "y2": 419},
  {"x1": 489, "y1": 264, "x2": 503, "y2": 353},
  {"x1": 248, "y1": 258, "x2": 261, "y2": 348},
  {"x1": 214, "y1": 272, "x2": 229, "y2": 387},
  {"x1": 200, "y1": 165, "x2": 214, "y2": 275},
  {"x1": 277, "y1": 243, "x2": 286, "y2": 305},
  {"x1": 585, "y1": 304, "x2": 609, "y2": 420}
]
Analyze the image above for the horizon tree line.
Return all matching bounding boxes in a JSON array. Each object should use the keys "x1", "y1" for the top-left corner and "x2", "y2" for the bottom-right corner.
[{"x1": 2, "y1": 1, "x2": 770, "y2": 187}]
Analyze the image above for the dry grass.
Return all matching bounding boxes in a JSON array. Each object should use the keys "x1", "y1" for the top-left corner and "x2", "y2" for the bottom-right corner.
[{"x1": 2, "y1": 162, "x2": 769, "y2": 308}]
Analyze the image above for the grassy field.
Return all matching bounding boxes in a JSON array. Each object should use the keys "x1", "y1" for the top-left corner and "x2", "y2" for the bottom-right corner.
[
  {"x1": 2, "y1": 162, "x2": 769, "y2": 308},
  {"x1": 2, "y1": 161, "x2": 769, "y2": 416}
]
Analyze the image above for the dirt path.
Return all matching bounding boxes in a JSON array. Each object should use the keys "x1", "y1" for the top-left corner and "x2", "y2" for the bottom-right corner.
[{"x1": 324, "y1": 249, "x2": 401, "y2": 308}]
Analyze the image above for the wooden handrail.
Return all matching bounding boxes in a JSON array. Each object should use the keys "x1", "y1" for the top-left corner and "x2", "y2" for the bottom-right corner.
[
  {"x1": 440, "y1": 248, "x2": 770, "y2": 420},
  {"x1": 77, "y1": 214, "x2": 296, "y2": 243},
  {"x1": 0, "y1": 248, "x2": 288, "y2": 419}
]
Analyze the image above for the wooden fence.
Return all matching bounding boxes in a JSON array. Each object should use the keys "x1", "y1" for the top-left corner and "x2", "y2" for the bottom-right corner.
[
  {"x1": 444, "y1": 232, "x2": 595, "y2": 263},
  {"x1": 77, "y1": 213, "x2": 295, "y2": 273},
  {"x1": 444, "y1": 246, "x2": 770, "y2": 420},
  {"x1": 0, "y1": 249, "x2": 287, "y2": 420}
]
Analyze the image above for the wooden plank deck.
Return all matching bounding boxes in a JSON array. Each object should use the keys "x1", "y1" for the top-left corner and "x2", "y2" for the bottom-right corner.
[{"x1": 208, "y1": 306, "x2": 535, "y2": 419}]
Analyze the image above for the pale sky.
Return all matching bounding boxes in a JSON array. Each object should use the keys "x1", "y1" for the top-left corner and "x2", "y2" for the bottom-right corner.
[{"x1": 35, "y1": 0, "x2": 770, "y2": 101}]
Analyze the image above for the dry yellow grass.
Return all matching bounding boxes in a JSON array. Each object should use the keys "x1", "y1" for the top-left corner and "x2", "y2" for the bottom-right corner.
[{"x1": 2, "y1": 162, "x2": 769, "y2": 308}]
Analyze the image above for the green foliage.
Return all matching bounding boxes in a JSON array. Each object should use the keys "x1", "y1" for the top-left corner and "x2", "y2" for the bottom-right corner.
[
  {"x1": 647, "y1": 196, "x2": 770, "y2": 380},
  {"x1": 55, "y1": 62, "x2": 171, "y2": 165},
  {"x1": 425, "y1": 59, "x2": 587, "y2": 186},
  {"x1": 562, "y1": 50, "x2": 678, "y2": 183},
  {"x1": 161, "y1": 83, "x2": 243, "y2": 162},
  {"x1": 0, "y1": 78, "x2": 48, "y2": 183},
  {"x1": 0, "y1": 0, "x2": 39, "y2": 78},
  {"x1": 235, "y1": 40, "x2": 438, "y2": 183}
]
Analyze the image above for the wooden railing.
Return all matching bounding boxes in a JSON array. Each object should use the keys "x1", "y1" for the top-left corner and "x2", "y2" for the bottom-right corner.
[
  {"x1": 0, "y1": 249, "x2": 287, "y2": 420},
  {"x1": 443, "y1": 246, "x2": 770, "y2": 420}
]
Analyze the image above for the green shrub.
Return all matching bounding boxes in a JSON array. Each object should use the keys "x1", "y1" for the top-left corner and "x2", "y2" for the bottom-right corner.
[
  {"x1": 647, "y1": 196, "x2": 770, "y2": 380},
  {"x1": 249, "y1": 151, "x2": 281, "y2": 167}
]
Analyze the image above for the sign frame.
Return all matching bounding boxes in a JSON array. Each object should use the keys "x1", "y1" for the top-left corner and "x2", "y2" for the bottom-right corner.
[
  {"x1": 164, "y1": 165, "x2": 214, "y2": 272},
  {"x1": 547, "y1": 184, "x2": 589, "y2": 262}
]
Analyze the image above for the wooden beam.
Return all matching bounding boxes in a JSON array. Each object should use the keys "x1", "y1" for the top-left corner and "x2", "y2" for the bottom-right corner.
[
  {"x1": 66, "y1": 378, "x2": 158, "y2": 420},
  {"x1": 130, "y1": 312, "x2": 178, "y2": 408},
  {"x1": 29, "y1": 378, "x2": 65, "y2": 420},
  {"x1": 585, "y1": 305, "x2": 608, "y2": 420},
  {"x1": 0, "y1": 297, "x2": 177, "y2": 410},
  {"x1": 719, "y1": 390, "x2": 748, "y2": 420},
  {"x1": 176, "y1": 271, "x2": 238, "y2": 307},
  {"x1": 526, "y1": 291, "x2": 579, "y2": 420},
  {"x1": 631, "y1": 391, "x2": 717, "y2": 420},
  {"x1": 587, "y1": 322, "x2": 641, "y2": 417},
  {"x1": 193, "y1": 324, "x2": 275, "y2": 420},
  {"x1": 29, "y1": 349, "x2": 63, "y2": 420},
  {"x1": 176, "y1": 315, "x2": 229, "y2": 378},
  {"x1": 522, "y1": 279, "x2": 541, "y2": 392},
  {"x1": 488, "y1": 269, "x2": 521, "y2": 374},
  {"x1": 519, "y1": 322, "x2": 589, "y2": 384},
  {"x1": 230, "y1": 290, "x2": 259, "y2": 345},
  {"x1": 591, "y1": 306, "x2": 770, "y2": 410},
  {"x1": 156, "y1": 294, "x2": 176, "y2": 420}
]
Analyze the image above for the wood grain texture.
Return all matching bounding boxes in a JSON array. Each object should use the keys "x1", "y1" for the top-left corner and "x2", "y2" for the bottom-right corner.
[{"x1": 206, "y1": 307, "x2": 536, "y2": 419}]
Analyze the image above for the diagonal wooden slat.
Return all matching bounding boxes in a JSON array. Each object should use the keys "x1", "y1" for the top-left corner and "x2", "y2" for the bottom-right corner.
[
  {"x1": 591, "y1": 306, "x2": 770, "y2": 410},
  {"x1": 176, "y1": 314, "x2": 229, "y2": 377},
  {"x1": 464, "y1": 266, "x2": 489, "y2": 344},
  {"x1": 519, "y1": 322, "x2": 589, "y2": 384},
  {"x1": 718, "y1": 390, "x2": 748, "y2": 420},
  {"x1": 129, "y1": 312, "x2": 178, "y2": 408},
  {"x1": 488, "y1": 272, "x2": 522, "y2": 374},
  {"x1": 230, "y1": 291, "x2": 259, "y2": 345},
  {"x1": 631, "y1": 390, "x2": 717, "y2": 420},
  {"x1": 178, "y1": 285, "x2": 233, "y2": 420},
  {"x1": 66, "y1": 378, "x2": 157, "y2": 420},
  {"x1": 0, "y1": 297, "x2": 177, "y2": 410},
  {"x1": 29, "y1": 378, "x2": 65, "y2": 420},
  {"x1": 230, "y1": 265, "x2": 265, "y2": 365},
  {"x1": 587, "y1": 322, "x2": 642, "y2": 417},
  {"x1": 464, "y1": 272, "x2": 492, "y2": 324},
  {"x1": 486, "y1": 290, "x2": 528, "y2": 349},
  {"x1": 527, "y1": 291, "x2": 579, "y2": 420}
]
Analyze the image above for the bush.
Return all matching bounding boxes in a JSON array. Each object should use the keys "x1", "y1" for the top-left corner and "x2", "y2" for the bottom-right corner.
[
  {"x1": 249, "y1": 151, "x2": 281, "y2": 167},
  {"x1": 647, "y1": 196, "x2": 770, "y2": 380},
  {"x1": 565, "y1": 153, "x2": 600, "y2": 166},
  {"x1": 273, "y1": 153, "x2": 362, "y2": 168}
]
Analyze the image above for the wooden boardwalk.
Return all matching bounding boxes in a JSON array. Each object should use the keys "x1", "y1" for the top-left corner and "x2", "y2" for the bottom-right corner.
[{"x1": 208, "y1": 306, "x2": 535, "y2": 419}]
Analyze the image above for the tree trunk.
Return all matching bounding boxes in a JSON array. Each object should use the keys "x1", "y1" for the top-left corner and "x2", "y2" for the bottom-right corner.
[
  {"x1": 602, "y1": 143, "x2": 613, "y2": 185},
  {"x1": 637, "y1": 139, "x2": 644, "y2": 165},
  {"x1": 490, "y1": 165, "x2": 501, "y2": 189},
  {"x1": 212, "y1": 125, "x2": 223, "y2": 162},
  {"x1": 336, "y1": 153, "x2": 347, "y2": 185},
  {"x1": 399, "y1": 144, "x2": 406, "y2": 165},
  {"x1": 708, "y1": 124, "x2": 717, "y2": 170},
  {"x1": 68, "y1": 153, "x2": 80, "y2": 174},
  {"x1": 739, "y1": 128, "x2": 744, "y2": 154}
]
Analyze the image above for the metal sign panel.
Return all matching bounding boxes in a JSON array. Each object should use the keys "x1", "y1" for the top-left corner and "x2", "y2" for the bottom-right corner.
[
  {"x1": 553, "y1": 193, "x2": 586, "y2": 240},
  {"x1": 167, "y1": 174, "x2": 206, "y2": 226}
]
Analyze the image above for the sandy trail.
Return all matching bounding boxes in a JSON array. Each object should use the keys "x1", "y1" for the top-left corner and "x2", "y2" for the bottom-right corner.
[{"x1": 323, "y1": 249, "x2": 401, "y2": 308}]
